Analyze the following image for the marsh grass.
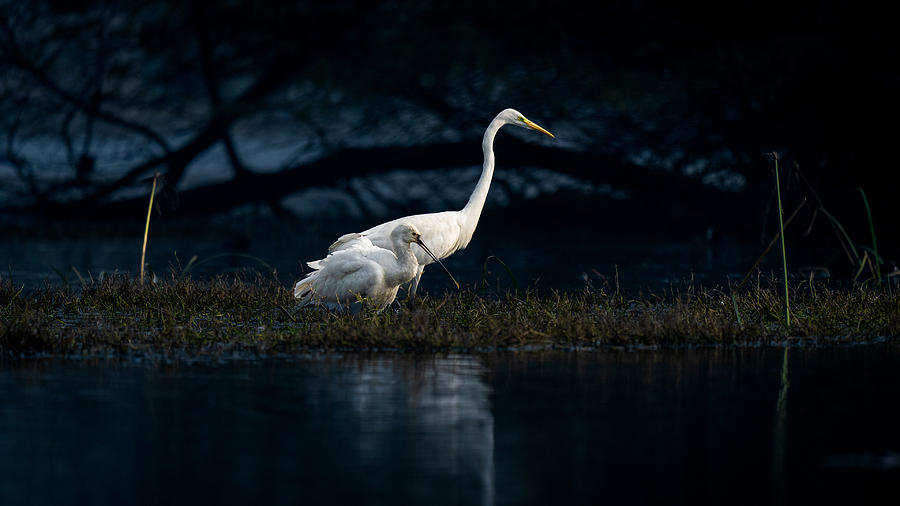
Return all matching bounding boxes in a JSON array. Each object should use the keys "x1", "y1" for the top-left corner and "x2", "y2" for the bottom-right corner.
[{"x1": 1, "y1": 273, "x2": 897, "y2": 357}]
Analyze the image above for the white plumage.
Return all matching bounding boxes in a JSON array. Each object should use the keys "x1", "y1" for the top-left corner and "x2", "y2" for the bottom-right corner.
[
  {"x1": 294, "y1": 223, "x2": 457, "y2": 312},
  {"x1": 328, "y1": 108, "x2": 554, "y2": 298}
]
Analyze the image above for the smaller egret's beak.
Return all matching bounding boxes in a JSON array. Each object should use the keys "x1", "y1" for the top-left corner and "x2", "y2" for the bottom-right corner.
[
  {"x1": 523, "y1": 118, "x2": 555, "y2": 138},
  {"x1": 416, "y1": 238, "x2": 460, "y2": 290}
]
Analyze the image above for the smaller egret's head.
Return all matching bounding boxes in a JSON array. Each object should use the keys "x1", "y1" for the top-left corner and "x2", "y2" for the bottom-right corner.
[
  {"x1": 498, "y1": 108, "x2": 555, "y2": 138},
  {"x1": 391, "y1": 222, "x2": 460, "y2": 289},
  {"x1": 392, "y1": 223, "x2": 423, "y2": 245}
]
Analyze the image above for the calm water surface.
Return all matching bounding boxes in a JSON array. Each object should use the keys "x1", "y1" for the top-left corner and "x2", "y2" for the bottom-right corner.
[
  {"x1": 0, "y1": 209, "x2": 756, "y2": 294},
  {"x1": 1, "y1": 348, "x2": 898, "y2": 505},
  {"x1": 0, "y1": 231, "x2": 750, "y2": 294}
]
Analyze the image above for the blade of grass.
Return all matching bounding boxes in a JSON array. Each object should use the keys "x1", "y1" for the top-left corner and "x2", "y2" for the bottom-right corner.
[
  {"x1": 140, "y1": 173, "x2": 160, "y2": 283},
  {"x1": 481, "y1": 255, "x2": 519, "y2": 294},
  {"x1": 772, "y1": 152, "x2": 790, "y2": 327},
  {"x1": 852, "y1": 251, "x2": 875, "y2": 285},
  {"x1": 858, "y1": 188, "x2": 883, "y2": 286},
  {"x1": 71, "y1": 266, "x2": 86, "y2": 287},
  {"x1": 50, "y1": 265, "x2": 69, "y2": 288},
  {"x1": 180, "y1": 253, "x2": 275, "y2": 277},
  {"x1": 737, "y1": 197, "x2": 806, "y2": 291},
  {"x1": 4, "y1": 283, "x2": 24, "y2": 311},
  {"x1": 817, "y1": 207, "x2": 860, "y2": 266},
  {"x1": 727, "y1": 276, "x2": 743, "y2": 328}
]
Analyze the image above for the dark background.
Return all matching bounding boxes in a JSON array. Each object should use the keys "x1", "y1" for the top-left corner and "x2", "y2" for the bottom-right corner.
[{"x1": 1, "y1": 0, "x2": 896, "y2": 288}]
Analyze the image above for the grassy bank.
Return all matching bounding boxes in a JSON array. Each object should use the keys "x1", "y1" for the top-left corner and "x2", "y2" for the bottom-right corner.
[{"x1": 1, "y1": 273, "x2": 898, "y2": 357}]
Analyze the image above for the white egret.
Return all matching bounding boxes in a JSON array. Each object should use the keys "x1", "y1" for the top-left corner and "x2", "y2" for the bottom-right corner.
[
  {"x1": 328, "y1": 108, "x2": 554, "y2": 298},
  {"x1": 294, "y1": 223, "x2": 459, "y2": 312}
]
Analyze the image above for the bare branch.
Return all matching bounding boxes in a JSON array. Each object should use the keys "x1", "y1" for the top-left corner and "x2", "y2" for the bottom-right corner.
[
  {"x1": 56, "y1": 140, "x2": 723, "y2": 218},
  {"x1": 66, "y1": 60, "x2": 300, "y2": 206},
  {"x1": 190, "y1": 0, "x2": 250, "y2": 178},
  {"x1": 0, "y1": 15, "x2": 172, "y2": 154}
]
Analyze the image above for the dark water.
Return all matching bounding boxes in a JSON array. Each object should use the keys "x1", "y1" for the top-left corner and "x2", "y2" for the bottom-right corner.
[
  {"x1": 0, "y1": 215, "x2": 753, "y2": 294},
  {"x1": 2, "y1": 348, "x2": 898, "y2": 505}
]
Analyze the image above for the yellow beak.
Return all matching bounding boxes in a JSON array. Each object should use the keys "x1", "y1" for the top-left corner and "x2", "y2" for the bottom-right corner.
[{"x1": 523, "y1": 118, "x2": 555, "y2": 138}]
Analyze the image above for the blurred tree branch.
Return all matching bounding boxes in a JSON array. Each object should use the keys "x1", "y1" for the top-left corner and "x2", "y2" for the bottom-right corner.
[
  {"x1": 0, "y1": 12, "x2": 172, "y2": 154},
  {"x1": 190, "y1": 0, "x2": 248, "y2": 179},
  {"x1": 79, "y1": 139, "x2": 728, "y2": 218},
  {"x1": 0, "y1": 0, "x2": 306, "y2": 208},
  {"x1": 0, "y1": 0, "x2": 890, "y2": 257}
]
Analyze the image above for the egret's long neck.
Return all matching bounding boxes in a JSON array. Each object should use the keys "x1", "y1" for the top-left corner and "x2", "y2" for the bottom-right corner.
[
  {"x1": 386, "y1": 242, "x2": 419, "y2": 286},
  {"x1": 460, "y1": 118, "x2": 503, "y2": 234}
]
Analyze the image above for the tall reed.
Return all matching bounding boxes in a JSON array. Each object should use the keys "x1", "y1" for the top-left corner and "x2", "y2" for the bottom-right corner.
[
  {"x1": 772, "y1": 153, "x2": 790, "y2": 327},
  {"x1": 140, "y1": 173, "x2": 160, "y2": 283}
]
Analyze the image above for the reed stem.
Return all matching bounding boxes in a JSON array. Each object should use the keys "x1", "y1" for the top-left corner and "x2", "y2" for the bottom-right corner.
[
  {"x1": 773, "y1": 153, "x2": 790, "y2": 327},
  {"x1": 140, "y1": 173, "x2": 159, "y2": 283}
]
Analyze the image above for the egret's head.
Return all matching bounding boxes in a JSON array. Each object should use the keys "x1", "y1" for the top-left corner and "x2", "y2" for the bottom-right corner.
[
  {"x1": 498, "y1": 108, "x2": 555, "y2": 138},
  {"x1": 391, "y1": 222, "x2": 461, "y2": 289},
  {"x1": 392, "y1": 223, "x2": 423, "y2": 245}
]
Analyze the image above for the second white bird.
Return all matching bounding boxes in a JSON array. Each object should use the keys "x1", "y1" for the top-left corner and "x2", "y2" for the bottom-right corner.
[{"x1": 293, "y1": 223, "x2": 458, "y2": 312}]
